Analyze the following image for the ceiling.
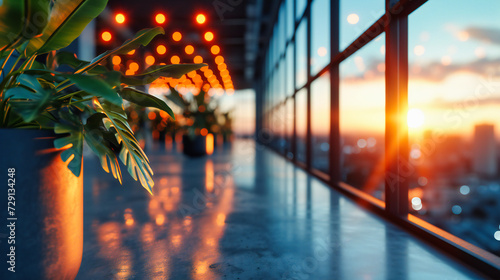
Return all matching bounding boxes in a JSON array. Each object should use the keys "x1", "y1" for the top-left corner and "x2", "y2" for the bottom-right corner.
[{"x1": 94, "y1": 0, "x2": 279, "y2": 90}]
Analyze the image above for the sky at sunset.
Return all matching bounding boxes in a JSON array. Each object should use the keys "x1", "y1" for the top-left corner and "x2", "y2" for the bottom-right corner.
[{"x1": 336, "y1": 0, "x2": 500, "y2": 137}]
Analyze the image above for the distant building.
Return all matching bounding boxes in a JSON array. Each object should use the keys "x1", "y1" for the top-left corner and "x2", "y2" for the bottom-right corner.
[{"x1": 473, "y1": 124, "x2": 497, "y2": 177}]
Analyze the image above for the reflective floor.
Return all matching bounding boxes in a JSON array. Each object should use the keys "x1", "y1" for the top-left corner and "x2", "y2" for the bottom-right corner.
[{"x1": 77, "y1": 140, "x2": 483, "y2": 280}]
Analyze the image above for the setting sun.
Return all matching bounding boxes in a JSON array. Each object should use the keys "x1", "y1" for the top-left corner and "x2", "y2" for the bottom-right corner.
[{"x1": 407, "y1": 108, "x2": 425, "y2": 128}]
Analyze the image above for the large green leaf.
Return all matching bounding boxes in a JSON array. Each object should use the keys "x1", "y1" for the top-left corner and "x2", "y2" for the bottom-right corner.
[
  {"x1": 121, "y1": 63, "x2": 206, "y2": 86},
  {"x1": 5, "y1": 74, "x2": 55, "y2": 122},
  {"x1": 53, "y1": 110, "x2": 84, "y2": 177},
  {"x1": 24, "y1": 0, "x2": 108, "y2": 56},
  {"x1": 77, "y1": 27, "x2": 164, "y2": 74},
  {"x1": 84, "y1": 113, "x2": 122, "y2": 184},
  {"x1": 54, "y1": 51, "x2": 108, "y2": 74},
  {"x1": 0, "y1": 0, "x2": 50, "y2": 51},
  {"x1": 67, "y1": 74, "x2": 122, "y2": 105},
  {"x1": 120, "y1": 87, "x2": 175, "y2": 119},
  {"x1": 93, "y1": 99, "x2": 154, "y2": 194}
]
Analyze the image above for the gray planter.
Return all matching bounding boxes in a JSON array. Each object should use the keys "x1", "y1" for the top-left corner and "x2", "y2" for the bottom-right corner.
[{"x1": 0, "y1": 129, "x2": 83, "y2": 280}]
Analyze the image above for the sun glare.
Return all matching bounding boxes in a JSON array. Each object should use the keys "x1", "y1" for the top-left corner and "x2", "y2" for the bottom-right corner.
[{"x1": 407, "y1": 108, "x2": 425, "y2": 128}]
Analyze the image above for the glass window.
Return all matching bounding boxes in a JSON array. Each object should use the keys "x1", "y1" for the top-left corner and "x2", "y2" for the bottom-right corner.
[
  {"x1": 286, "y1": 43, "x2": 295, "y2": 96},
  {"x1": 340, "y1": 34, "x2": 385, "y2": 200},
  {"x1": 311, "y1": 72, "x2": 330, "y2": 173},
  {"x1": 286, "y1": 0, "x2": 295, "y2": 40},
  {"x1": 311, "y1": 0, "x2": 331, "y2": 76},
  {"x1": 279, "y1": 3, "x2": 286, "y2": 55},
  {"x1": 340, "y1": 0, "x2": 384, "y2": 51},
  {"x1": 295, "y1": 20, "x2": 308, "y2": 89},
  {"x1": 286, "y1": 98, "x2": 295, "y2": 159},
  {"x1": 408, "y1": 0, "x2": 500, "y2": 257},
  {"x1": 296, "y1": 0, "x2": 307, "y2": 21},
  {"x1": 296, "y1": 89, "x2": 308, "y2": 164}
]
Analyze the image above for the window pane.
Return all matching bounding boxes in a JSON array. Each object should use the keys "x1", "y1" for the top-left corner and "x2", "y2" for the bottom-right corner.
[
  {"x1": 286, "y1": 43, "x2": 295, "y2": 96},
  {"x1": 286, "y1": 98, "x2": 295, "y2": 159},
  {"x1": 286, "y1": 0, "x2": 295, "y2": 40},
  {"x1": 311, "y1": 0, "x2": 330, "y2": 76},
  {"x1": 311, "y1": 72, "x2": 330, "y2": 173},
  {"x1": 296, "y1": 0, "x2": 306, "y2": 21},
  {"x1": 296, "y1": 89, "x2": 308, "y2": 163},
  {"x1": 408, "y1": 0, "x2": 500, "y2": 257},
  {"x1": 340, "y1": 34, "x2": 385, "y2": 200},
  {"x1": 295, "y1": 20, "x2": 308, "y2": 89},
  {"x1": 340, "y1": 0, "x2": 384, "y2": 51}
]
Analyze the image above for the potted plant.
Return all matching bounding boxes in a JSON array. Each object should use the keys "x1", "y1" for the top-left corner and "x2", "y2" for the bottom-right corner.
[
  {"x1": 165, "y1": 87, "x2": 219, "y2": 157},
  {"x1": 0, "y1": 0, "x2": 204, "y2": 279}
]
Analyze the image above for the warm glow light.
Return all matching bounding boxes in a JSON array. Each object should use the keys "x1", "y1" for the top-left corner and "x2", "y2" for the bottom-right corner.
[
  {"x1": 170, "y1": 55, "x2": 180, "y2": 64},
  {"x1": 206, "y1": 133, "x2": 214, "y2": 155},
  {"x1": 217, "y1": 63, "x2": 227, "y2": 71},
  {"x1": 145, "y1": 55, "x2": 155, "y2": 65},
  {"x1": 407, "y1": 108, "x2": 425, "y2": 128},
  {"x1": 115, "y1": 13, "x2": 126, "y2": 24},
  {"x1": 156, "y1": 45, "x2": 166, "y2": 55},
  {"x1": 185, "y1": 45, "x2": 194, "y2": 55},
  {"x1": 200, "y1": 128, "x2": 208, "y2": 136},
  {"x1": 347, "y1": 13, "x2": 359, "y2": 24},
  {"x1": 317, "y1": 47, "x2": 327, "y2": 57},
  {"x1": 101, "y1": 31, "x2": 112, "y2": 42},
  {"x1": 148, "y1": 111, "x2": 156, "y2": 120},
  {"x1": 193, "y1": 55, "x2": 203, "y2": 64},
  {"x1": 155, "y1": 214, "x2": 165, "y2": 226},
  {"x1": 172, "y1": 31, "x2": 182, "y2": 41},
  {"x1": 127, "y1": 50, "x2": 135, "y2": 55},
  {"x1": 112, "y1": 56, "x2": 121, "y2": 65},
  {"x1": 414, "y1": 45, "x2": 425, "y2": 56},
  {"x1": 215, "y1": 55, "x2": 224, "y2": 65},
  {"x1": 196, "y1": 14, "x2": 206, "y2": 24},
  {"x1": 211, "y1": 45, "x2": 220, "y2": 55},
  {"x1": 216, "y1": 213, "x2": 225, "y2": 226},
  {"x1": 204, "y1": 31, "x2": 214, "y2": 42},
  {"x1": 155, "y1": 13, "x2": 166, "y2": 24},
  {"x1": 129, "y1": 62, "x2": 139, "y2": 71}
]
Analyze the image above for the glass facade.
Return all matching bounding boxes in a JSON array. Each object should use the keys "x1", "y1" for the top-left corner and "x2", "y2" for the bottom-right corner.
[{"x1": 258, "y1": 0, "x2": 500, "y2": 263}]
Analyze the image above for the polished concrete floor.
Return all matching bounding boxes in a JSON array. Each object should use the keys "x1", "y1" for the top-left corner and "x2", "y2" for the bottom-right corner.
[{"x1": 76, "y1": 140, "x2": 484, "y2": 280}]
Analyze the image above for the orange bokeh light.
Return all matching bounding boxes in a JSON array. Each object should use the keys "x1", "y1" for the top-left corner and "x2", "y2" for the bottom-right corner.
[
  {"x1": 129, "y1": 62, "x2": 139, "y2": 71},
  {"x1": 200, "y1": 128, "x2": 208, "y2": 136},
  {"x1": 215, "y1": 55, "x2": 224, "y2": 65},
  {"x1": 206, "y1": 133, "x2": 214, "y2": 155},
  {"x1": 193, "y1": 55, "x2": 203, "y2": 64},
  {"x1": 155, "y1": 13, "x2": 166, "y2": 24},
  {"x1": 156, "y1": 45, "x2": 167, "y2": 55},
  {"x1": 171, "y1": 55, "x2": 180, "y2": 64},
  {"x1": 204, "y1": 31, "x2": 214, "y2": 42},
  {"x1": 218, "y1": 63, "x2": 227, "y2": 71},
  {"x1": 196, "y1": 14, "x2": 206, "y2": 24},
  {"x1": 112, "y1": 56, "x2": 121, "y2": 65},
  {"x1": 101, "y1": 31, "x2": 112, "y2": 42},
  {"x1": 185, "y1": 45, "x2": 194, "y2": 55},
  {"x1": 115, "y1": 13, "x2": 126, "y2": 24},
  {"x1": 211, "y1": 45, "x2": 220, "y2": 55},
  {"x1": 172, "y1": 32, "x2": 182, "y2": 41},
  {"x1": 148, "y1": 111, "x2": 156, "y2": 120},
  {"x1": 145, "y1": 55, "x2": 155, "y2": 65},
  {"x1": 127, "y1": 50, "x2": 135, "y2": 55}
]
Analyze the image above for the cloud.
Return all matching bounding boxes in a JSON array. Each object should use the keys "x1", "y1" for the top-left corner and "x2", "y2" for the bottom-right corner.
[{"x1": 465, "y1": 26, "x2": 500, "y2": 45}]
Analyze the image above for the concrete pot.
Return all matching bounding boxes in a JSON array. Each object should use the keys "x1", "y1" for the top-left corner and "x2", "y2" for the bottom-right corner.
[
  {"x1": 0, "y1": 129, "x2": 83, "y2": 280},
  {"x1": 182, "y1": 134, "x2": 206, "y2": 157}
]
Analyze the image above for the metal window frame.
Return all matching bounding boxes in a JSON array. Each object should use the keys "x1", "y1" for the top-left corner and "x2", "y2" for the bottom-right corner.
[{"x1": 256, "y1": 0, "x2": 500, "y2": 277}]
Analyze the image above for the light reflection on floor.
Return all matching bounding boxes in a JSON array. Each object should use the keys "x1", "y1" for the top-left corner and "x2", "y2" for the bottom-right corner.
[{"x1": 77, "y1": 140, "x2": 482, "y2": 280}]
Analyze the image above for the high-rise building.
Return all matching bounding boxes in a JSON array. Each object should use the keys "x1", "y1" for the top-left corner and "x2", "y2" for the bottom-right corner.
[{"x1": 473, "y1": 124, "x2": 497, "y2": 177}]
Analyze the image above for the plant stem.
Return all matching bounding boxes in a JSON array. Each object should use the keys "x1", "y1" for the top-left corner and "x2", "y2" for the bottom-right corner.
[{"x1": 0, "y1": 49, "x2": 15, "y2": 79}]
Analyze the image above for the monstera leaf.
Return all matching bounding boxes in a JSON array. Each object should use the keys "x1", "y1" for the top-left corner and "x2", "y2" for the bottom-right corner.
[
  {"x1": 120, "y1": 87, "x2": 175, "y2": 119},
  {"x1": 53, "y1": 111, "x2": 84, "y2": 177},
  {"x1": 84, "y1": 113, "x2": 122, "y2": 184},
  {"x1": 77, "y1": 27, "x2": 164, "y2": 74},
  {"x1": 5, "y1": 74, "x2": 55, "y2": 122},
  {"x1": 67, "y1": 74, "x2": 122, "y2": 105},
  {"x1": 0, "y1": 0, "x2": 50, "y2": 51},
  {"x1": 25, "y1": 0, "x2": 108, "y2": 56},
  {"x1": 93, "y1": 98, "x2": 154, "y2": 194},
  {"x1": 121, "y1": 63, "x2": 206, "y2": 86}
]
